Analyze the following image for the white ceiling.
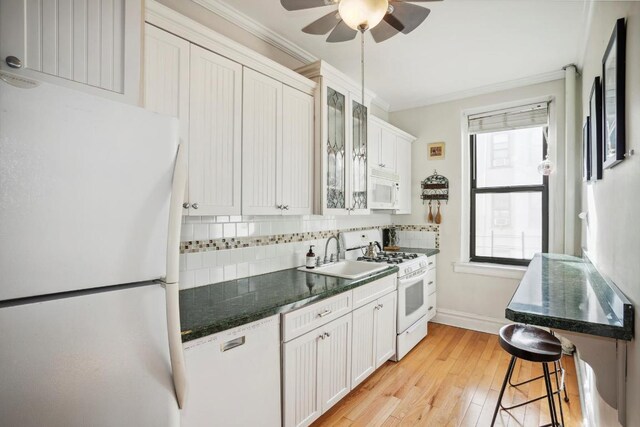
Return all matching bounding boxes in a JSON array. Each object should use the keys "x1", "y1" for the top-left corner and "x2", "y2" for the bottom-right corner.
[{"x1": 214, "y1": 0, "x2": 589, "y2": 111}]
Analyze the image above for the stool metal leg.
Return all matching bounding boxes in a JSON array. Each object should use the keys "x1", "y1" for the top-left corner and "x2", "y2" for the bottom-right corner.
[
  {"x1": 542, "y1": 363, "x2": 559, "y2": 427},
  {"x1": 553, "y1": 361, "x2": 566, "y2": 427},
  {"x1": 491, "y1": 356, "x2": 516, "y2": 427}
]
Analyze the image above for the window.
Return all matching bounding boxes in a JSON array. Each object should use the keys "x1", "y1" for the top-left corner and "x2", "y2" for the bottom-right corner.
[{"x1": 469, "y1": 103, "x2": 549, "y2": 265}]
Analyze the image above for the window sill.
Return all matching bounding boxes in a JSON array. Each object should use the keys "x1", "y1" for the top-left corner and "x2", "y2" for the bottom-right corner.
[{"x1": 453, "y1": 261, "x2": 527, "y2": 280}]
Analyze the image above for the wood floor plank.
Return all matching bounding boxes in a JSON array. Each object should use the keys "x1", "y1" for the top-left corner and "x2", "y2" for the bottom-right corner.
[{"x1": 312, "y1": 324, "x2": 583, "y2": 427}]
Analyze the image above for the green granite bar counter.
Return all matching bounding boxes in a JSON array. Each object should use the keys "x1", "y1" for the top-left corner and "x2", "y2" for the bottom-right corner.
[
  {"x1": 398, "y1": 248, "x2": 440, "y2": 257},
  {"x1": 506, "y1": 253, "x2": 633, "y2": 340},
  {"x1": 180, "y1": 266, "x2": 398, "y2": 342}
]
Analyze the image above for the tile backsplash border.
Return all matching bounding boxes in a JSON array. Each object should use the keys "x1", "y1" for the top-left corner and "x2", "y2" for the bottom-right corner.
[{"x1": 180, "y1": 224, "x2": 440, "y2": 254}]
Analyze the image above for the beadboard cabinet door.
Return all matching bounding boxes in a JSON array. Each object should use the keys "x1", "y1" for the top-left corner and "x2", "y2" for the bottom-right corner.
[
  {"x1": 188, "y1": 45, "x2": 242, "y2": 216},
  {"x1": 242, "y1": 68, "x2": 282, "y2": 215},
  {"x1": 0, "y1": 0, "x2": 142, "y2": 104},
  {"x1": 319, "y1": 314, "x2": 352, "y2": 412},
  {"x1": 281, "y1": 85, "x2": 314, "y2": 215},
  {"x1": 283, "y1": 328, "x2": 322, "y2": 427},
  {"x1": 143, "y1": 24, "x2": 190, "y2": 211},
  {"x1": 380, "y1": 126, "x2": 398, "y2": 173},
  {"x1": 374, "y1": 291, "x2": 397, "y2": 367},
  {"x1": 351, "y1": 302, "x2": 376, "y2": 388}
]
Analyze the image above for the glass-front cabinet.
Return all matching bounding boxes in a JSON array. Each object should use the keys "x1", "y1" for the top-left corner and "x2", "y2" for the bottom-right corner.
[{"x1": 298, "y1": 60, "x2": 371, "y2": 215}]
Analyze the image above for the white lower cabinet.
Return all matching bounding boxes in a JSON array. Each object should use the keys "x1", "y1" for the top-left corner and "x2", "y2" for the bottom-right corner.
[
  {"x1": 181, "y1": 316, "x2": 281, "y2": 427},
  {"x1": 282, "y1": 276, "x2": 398, "y2": 427},
  {"x1": 351, "y1": 291, "x2": 397, "y2": 388},
  {"x1": 283, "y1": 314, "x2": 352, "y2": 427}
]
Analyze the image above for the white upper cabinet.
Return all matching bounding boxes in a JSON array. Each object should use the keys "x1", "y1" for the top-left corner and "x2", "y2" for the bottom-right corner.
[
  {"x1": 281, "y1": 85, "x2": 314, "y2": 215},
  {"x1": 242, "y1": 69, "x2": 314, "y2": 216},
  {"x1": 396, "y1": 136, "x2": 413, "y2": 214},
  {"x1": 0, "y1": 0, "x2": 142, "y2": 104},
  {"x1": 368, "y1": 116, "x2": 416, "y2": 214},
  {"x1": 242, "y1": 69, "x2": 282, "y2": 216},
  {"x1": 297, "y1": 61, "x2": 372, "y2": 216},
  {"x1": 380, "y1": 127, "x2": 398, "y2": 173},
  {"x1": 143, "y1": 24, "x2": 190, "y2": 208},
  {"x1": 189, "y1": 45, "x2": 242, "y2": 216}
]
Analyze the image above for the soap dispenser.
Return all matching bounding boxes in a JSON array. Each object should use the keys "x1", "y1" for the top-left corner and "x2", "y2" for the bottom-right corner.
[{"x1": 306, "y1": 245, "x2": 316, "y2": 269}]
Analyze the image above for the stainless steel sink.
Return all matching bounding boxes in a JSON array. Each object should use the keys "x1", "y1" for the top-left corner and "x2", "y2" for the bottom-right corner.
[{"x1": 298, "y1": 260, "x2": 389, "y2": 280}]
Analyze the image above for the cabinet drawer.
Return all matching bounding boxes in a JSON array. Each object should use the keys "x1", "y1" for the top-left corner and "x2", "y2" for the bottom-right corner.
[
  {"x1": 426, "y1": 269, "x2": 436, "y2": 296},
  {"x1": 352, "y1": 275, "x2": 397, "y2": 309},
  {"x1": 427, "y1": 294, "x2": 437, "y2": 321},
  {"x1": 282, "y1": 292, "x2": 352, "y2": 342},
  {"x1": 426, "y1": 255, "x2": 436, "y2": 271}
]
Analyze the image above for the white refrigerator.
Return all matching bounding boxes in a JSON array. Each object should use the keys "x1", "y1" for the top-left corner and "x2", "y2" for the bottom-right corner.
[{"x1": 0, "y1": 73, "x2": 187, "y2": 426}]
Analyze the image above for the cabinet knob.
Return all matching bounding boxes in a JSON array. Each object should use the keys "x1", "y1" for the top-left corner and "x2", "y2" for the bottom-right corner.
[
  {"x1": 5, "y1": 56, "x2": 22, "y2": 69},
  {"x1": 182, "y1": 202, "x2": 190, "y2": 209},
  {"x1": 323, "y1": 332, "x2": 330, "y2": 338},
  {"x1": 276, "y1": 205, "x2": 282, "y2": 210},
  {"x1": 283, "y1": 205, "x2": 289, "y2": 210},
  {"x1": 191, "y1": 203, "x2": 199, "y2": 209}
]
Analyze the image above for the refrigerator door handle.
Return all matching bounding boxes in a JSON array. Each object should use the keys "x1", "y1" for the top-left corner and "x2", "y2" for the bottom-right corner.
[
  {"x1": 165, "y1": 282, "x2": 187, "y2": 409},
  {"x1": 164, "y1": 143, "x2": 188, "y2": 409}
]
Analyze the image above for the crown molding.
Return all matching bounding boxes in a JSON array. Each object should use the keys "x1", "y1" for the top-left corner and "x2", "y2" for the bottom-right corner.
[
  {"x1": 389, "y1": 69, "x2": 566, "y2": 112},
  {"x1": 192, "y1": 0, "x2": 318, "y2": 64}
]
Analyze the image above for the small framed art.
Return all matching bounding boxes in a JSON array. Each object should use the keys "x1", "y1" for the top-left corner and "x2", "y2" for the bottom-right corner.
[
  {"x1": 428, "y1": 142, "x2": 445, "y2": 160},
  {"x1": 602, "y1": 17, "x2": 626, "y2": 169}
]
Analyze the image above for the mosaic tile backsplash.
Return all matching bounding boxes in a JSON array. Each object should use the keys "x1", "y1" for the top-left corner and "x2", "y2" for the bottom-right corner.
[{"x1": 178, "y1": 214, "x2": 439, "y2": 290}]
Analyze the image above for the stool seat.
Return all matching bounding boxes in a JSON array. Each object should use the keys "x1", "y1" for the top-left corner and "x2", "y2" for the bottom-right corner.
[{"x1": 499, "y1": 324, "x2": 562, "y2": 363}]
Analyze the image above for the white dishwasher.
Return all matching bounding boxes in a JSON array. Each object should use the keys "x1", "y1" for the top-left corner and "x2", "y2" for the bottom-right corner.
[{"x1": 180, "y1": 315, "x2": 281, "y2": 427}]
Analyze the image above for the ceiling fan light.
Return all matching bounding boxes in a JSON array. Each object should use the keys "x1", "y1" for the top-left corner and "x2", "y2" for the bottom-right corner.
[{"x1": 338, "y1": 0, "x2": 389, "y2": 31}]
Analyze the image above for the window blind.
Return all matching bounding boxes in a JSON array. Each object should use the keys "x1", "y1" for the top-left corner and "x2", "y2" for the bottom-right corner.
[{"x1": 468, "y1": 102, "x2": 549, "y2": 134}]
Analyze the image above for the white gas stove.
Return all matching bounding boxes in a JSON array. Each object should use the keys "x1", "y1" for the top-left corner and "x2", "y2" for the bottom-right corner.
[{"x1": 341, "y1": 229, "x2": 430, "y2": 361}]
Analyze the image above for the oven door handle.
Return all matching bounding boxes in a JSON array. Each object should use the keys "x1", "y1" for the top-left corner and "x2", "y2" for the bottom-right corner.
[{"x1": 397, "y1": 269, "x2": 429, "y2": 287}]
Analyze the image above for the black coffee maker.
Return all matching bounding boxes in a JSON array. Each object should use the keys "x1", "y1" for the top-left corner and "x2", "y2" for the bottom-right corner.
[{"x1": 382, "y1": 227, "x2": 399, "y2": 248}]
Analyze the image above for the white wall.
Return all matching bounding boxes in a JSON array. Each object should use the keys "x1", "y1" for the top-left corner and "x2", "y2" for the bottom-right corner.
[
  {"x1": 389, "y1": 79, "x2": 566, "y2": 325},
  {"x1": 579, "y1": 2, "x2": 640, "y2": 426}
]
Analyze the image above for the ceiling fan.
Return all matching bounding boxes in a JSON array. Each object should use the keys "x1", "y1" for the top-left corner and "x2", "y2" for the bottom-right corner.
[{"x1": 280, "y1": 0, "x2": 442, "y2": 43}]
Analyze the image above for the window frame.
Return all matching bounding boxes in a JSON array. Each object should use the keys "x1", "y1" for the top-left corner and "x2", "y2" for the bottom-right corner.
[{"x1": 469, "y1": 129, "x2": 549, "y2": 266}]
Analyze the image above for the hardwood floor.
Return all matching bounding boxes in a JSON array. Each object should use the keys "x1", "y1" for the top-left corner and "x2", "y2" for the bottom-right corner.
[{"x1": 312, "y1": 323, "x2": 582, "y2": 427}]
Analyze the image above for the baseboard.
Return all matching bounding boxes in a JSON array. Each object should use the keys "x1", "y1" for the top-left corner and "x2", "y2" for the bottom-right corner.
[{"x1": 432, "y1": 308, "x2": 509, "y2": 335}]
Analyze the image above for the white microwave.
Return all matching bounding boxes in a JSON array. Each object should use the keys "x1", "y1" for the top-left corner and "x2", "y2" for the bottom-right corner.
[{"x1": 369, "y1": 168, "x2": 400, "y2": 209}]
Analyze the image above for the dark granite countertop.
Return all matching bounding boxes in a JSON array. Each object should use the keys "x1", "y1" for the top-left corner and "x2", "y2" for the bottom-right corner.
[
  {"x1": 180, "y1": 266, "x2": 398, "y2": 342},
  {"x1": 506, "y1": 253, "x2": 633, "y2": 341},
  {"x1": 399, "y1": 248, "x2": 440, "y2": 257}
]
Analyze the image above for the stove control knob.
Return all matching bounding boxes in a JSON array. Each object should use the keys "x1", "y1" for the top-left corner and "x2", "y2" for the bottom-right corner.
[{"x1": 404, "y1": 268, "x2": 409, "y2": 274}]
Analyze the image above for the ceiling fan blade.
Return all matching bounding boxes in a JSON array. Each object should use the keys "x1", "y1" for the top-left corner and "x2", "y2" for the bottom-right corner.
[
  {"x1": 370, "y1": 18, "x2": 401, "y2": 43},
  {"x1": 383, "y1": 13, "x2": 405, "y2": 32},
  {"x1": 280, "y1": 0, "x2": 334, "y2": 11},
  {"x1": 390, "y1": 2, "x2": 430, "y2": 35},
  {"x1": 326, "y1": 20, "x2": 358, "y2": 42},
  {"x1": 302, "y1": 10, "x2": 341, "y2": 35}
]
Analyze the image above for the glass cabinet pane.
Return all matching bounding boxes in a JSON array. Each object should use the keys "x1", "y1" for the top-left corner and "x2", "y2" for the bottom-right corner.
[
  {"x1": 326, "y1": 87, "x2": 346, "y2": 209},
  {"x1": 351, "y1": 100, "x2": 367, "y2": 209}
]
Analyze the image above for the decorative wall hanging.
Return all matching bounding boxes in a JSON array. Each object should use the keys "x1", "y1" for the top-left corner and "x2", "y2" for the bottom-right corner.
[
  {"x1": 583, "y1": 117, "x2": 591, "y2": 182},
  {"x1": 602, "y1": 17, "x2": 626, "y2": 169},
  {"x1": 589, "y1": 76, "x2": 603, "y2": 180},
  {"x1": 421, "y1": 170, "x2": 448, "y2": 224},
  {"x1": 428, "y1": 141, "x2": 445, "y2": 160}
]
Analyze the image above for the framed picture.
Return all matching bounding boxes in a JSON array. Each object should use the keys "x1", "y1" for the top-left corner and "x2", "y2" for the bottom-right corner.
[
  {"x1": 428, "y1": 142, "x2": 445, "y2": 160},
  {"x1": 583, "y1": 117, "x2": 591, "y2": 181},
  {"x1": 602, "y1": 17, "x2": 626, "y2": 169},
  {"x1": 589, "y1": 77, "x2": 603, "y2": 180}
]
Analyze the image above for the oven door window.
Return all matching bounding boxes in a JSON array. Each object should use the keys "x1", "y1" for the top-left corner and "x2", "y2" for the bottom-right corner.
[{"x1": 405, "y1": 279, "x2": 425, "y2": 316}]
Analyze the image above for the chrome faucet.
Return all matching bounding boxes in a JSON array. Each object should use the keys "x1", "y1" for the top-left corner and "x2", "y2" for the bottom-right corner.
[{"x1": 324, "y1": 234, "x2": 341, "y2": 264}]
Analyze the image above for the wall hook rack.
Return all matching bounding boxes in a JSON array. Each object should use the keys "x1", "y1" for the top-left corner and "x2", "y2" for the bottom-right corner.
[{"x1": 421, "y1": 170, "x2": 449, "y2": 204}]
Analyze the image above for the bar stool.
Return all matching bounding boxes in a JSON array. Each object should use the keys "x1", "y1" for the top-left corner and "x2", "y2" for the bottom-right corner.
[{"x1": 491, "y1": 324, "x2": 566, "y2": 427}]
